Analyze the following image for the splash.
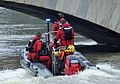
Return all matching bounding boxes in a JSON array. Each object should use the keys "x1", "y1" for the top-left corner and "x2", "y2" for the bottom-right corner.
[
  {"x1": 0, "y1": 64, "x2": 120, "y2": 84},
  {"x1": 0, "y1": 68, "x2": 44, "y2": 84},
  {"x1": 96, "y1": 63, "x2": 120, "y2": 77}
]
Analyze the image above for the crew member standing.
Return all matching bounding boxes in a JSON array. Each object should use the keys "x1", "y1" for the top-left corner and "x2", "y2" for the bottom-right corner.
[
  {"x1": 52, "y1": 13, "x2": 66, "y2": 32},
  {"x1": 54, "y1": 22, "x2": 74, "y2": 46}
]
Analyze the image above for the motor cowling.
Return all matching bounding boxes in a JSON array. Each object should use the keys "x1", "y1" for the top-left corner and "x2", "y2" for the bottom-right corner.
[{"x1": 64, "y1": 55, "x2": 81, "y2": 75}]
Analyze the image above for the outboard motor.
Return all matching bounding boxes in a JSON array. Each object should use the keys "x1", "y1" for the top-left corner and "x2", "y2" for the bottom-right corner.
[{"x1": 64, "y1": 55, "x2": 81, "y2": 75}]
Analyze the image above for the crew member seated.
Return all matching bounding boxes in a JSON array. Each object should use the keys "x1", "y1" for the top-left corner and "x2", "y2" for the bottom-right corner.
[
  {"x1": 27, "y1": 35, "x2": 40, "y2": 62},
  {"x1": 52, "y1": 13, "x2": 65, "y2": 32},
  {"x1": 27, "y1": 32, "x2": 51, "y2": 70}
]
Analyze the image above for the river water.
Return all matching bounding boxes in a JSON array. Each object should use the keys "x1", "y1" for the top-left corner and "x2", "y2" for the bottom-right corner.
[{"x1": 0, "y1": 7, "x2": 120, "y2": 84}]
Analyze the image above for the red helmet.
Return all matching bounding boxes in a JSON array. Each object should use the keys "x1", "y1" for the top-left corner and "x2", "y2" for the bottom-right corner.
[{"x1": 34, "y1": 36, "x2": 38, "y2": 40}]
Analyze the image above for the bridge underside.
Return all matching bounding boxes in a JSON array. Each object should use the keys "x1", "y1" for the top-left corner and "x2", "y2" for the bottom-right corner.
[{"x1": 0, "y1": 0, "x2": 120, "y2": 52}]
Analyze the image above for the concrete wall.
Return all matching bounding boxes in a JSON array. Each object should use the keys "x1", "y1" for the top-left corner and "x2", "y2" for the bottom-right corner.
[{"x1": 4, "y1": 0, "x2": 120, "y2": 34}]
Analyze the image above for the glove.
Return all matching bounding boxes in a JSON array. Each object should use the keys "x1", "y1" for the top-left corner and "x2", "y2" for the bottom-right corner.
[{"x1": 26, "y1": 47, "x2": 33, "y2": 51}]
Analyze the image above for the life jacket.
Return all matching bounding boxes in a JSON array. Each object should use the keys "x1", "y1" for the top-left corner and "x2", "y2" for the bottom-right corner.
[
  {"x1": 55, "y1": 22, "x2": 74, "y2": 46},
  {"x1": 63, "y1": 26, "x2": 73, "y2": 40}
]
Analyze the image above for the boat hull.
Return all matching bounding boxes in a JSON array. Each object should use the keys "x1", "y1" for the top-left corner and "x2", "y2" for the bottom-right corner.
[{"x1": 20, "y1": 49, "x2": 53, "y2": 78}]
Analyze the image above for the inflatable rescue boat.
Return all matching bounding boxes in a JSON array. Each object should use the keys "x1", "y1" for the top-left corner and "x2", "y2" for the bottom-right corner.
[{"x1": 19, "y1": 32, "x2": 99, "y2": 78}]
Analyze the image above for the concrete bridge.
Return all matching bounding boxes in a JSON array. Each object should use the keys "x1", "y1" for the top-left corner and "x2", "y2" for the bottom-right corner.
[{"x1": 0, "y1": 0, "x2": 120, "y2": 52}]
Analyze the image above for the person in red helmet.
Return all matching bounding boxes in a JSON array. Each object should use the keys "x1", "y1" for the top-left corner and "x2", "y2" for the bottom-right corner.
[
  {"x1": 27, "y1": 32, "x2": 51, "y2": 70},
  {"x1": 28, "y1": 35, "x2": 41, "y2": 62},
  {"x1": 26, "y1": 32, "x2": 41, "y2": 50},
  {"x1": 54, "y1": 22, "x2": 74, "y2": 46}
]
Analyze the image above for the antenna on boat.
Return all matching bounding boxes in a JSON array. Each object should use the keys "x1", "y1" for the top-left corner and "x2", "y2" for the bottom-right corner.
[{"x1": 46, "y1": 19, "x2": 51, "y2": 44}]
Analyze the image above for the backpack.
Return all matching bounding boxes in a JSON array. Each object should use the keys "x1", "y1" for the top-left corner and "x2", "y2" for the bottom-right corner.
[
  {"x1": 38, "y1": 42, "x2": 49, "y2": 56},
  {"x1": 63, "y1": 27, "x2": 73, "y2": 40}
]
